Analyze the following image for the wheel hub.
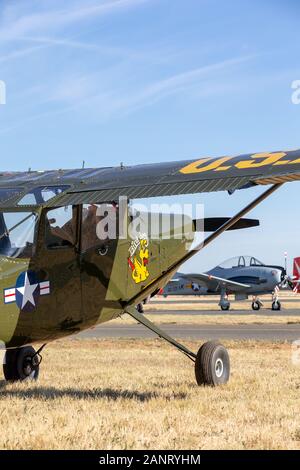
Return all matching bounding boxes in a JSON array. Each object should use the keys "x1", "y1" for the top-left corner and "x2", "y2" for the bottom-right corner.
[
  {"x1": 23, "y1": 357, "x2": 34, "y2": 377},
  {"x1": 215, "y1": 358, "x2": 224, "y2": 378}
]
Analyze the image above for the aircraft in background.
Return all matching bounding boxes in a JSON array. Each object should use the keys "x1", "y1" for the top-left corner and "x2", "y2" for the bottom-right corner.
[{"x1": 159, "y1": 255, "x2": 289, "y2": 311}]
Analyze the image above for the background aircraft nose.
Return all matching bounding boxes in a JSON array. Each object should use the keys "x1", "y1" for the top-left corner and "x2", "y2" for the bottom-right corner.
[
  {"x1": 271, "y1": 268, "x2": 283, "y2": 285},
  {"x1": 280, "y1": 268, "x2": 287, "y2": 283}
]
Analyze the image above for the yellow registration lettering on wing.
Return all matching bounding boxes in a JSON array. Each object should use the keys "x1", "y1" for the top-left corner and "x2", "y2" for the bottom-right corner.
[
  {"x1": 235, "y1": 152, "x2": 289, "y2": 169},
  {"x1": 180, "y1": 157, "x2": 232, "y2": 174}
]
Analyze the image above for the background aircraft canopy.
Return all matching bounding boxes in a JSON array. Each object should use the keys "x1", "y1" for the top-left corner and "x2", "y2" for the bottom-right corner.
[{"x1": 217, "y1": 256, "x2": 264, "y2": 269}]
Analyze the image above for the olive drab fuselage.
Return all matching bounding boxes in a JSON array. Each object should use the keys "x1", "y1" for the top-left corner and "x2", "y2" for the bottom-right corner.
[{"x1": 0, "y1": 204, "x2": 193, "y2": 348}]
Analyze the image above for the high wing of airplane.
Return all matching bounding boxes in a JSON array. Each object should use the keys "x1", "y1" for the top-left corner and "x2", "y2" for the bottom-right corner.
[
  {"x1": 160, "y1": 255, "x2": 285, "y2": 311},
  {"x1": 0, "y1": 148, "x2": 300, "y2": 387},
  {"x1": 1, "y1": 149, "x2": 300, "y2": 206}
]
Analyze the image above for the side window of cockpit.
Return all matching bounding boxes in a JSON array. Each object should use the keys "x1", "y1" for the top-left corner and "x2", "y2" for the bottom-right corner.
[
  {"x1": 0, "y1": 211, "x2": 37, "y2": 258},
  {"x1": 46, "y1": 206, "x2": 76, "y2": 249},
  {"x1": 81, "y1": 203, "x2": 118, "y2": 252}
]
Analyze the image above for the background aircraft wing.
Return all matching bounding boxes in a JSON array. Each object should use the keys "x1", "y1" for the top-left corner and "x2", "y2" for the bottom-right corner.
[{"x1": 179, "y1": 273, "x2": 250, "y2": 292}]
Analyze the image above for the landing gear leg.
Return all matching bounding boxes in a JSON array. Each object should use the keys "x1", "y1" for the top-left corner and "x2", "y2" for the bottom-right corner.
[
  {"x1": 272, "y1": 290, "x2": 281, "y2": 311},
  {"x1": 252, "y1": 296, "x2": 263, "y2": 311},
  {"x1": 125, "y1": 306, "x2": 230, "y2": 386},
  {"x1": 219, "y1": 289, "x2": 230, "y2": 311},
  {"x1": 3, "y1": 345, "x2": 45, "y2": 382}
]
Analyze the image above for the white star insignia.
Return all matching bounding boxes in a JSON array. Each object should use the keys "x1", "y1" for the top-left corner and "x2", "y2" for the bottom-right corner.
[{"x1": 17, "y1": 272, "x2": 39, "y2": 309}]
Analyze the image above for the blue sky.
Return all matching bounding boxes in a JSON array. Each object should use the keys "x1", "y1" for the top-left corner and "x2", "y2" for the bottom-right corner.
[{"x1": 0, "y1": 0, "x2": 299, "y2": 272}]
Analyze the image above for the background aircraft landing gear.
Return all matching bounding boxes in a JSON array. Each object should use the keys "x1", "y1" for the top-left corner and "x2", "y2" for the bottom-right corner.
[
  {"x1": 195, "y1": 341, "x2": 230, "y2": 386},
  {"x1": 252, "y1": 297, "x2": 262, "y2": 311},
  {"x1": 3, "y1": 346, "x2": 43, "y2": 382},
  {"x1": 136, "y1": 303, "x2": 144, "y2": 313},
  {"x1": 219, "y1": 290, "x2": 230, "y2": 311},
  {"x1": 272, "y1": 300, "x2": 281, "y2": 311},
  {"x1": 271, "y1": 290, "x2": 281, "y2": 311},
  {"x1": 220, "y1": 303, "x2": 230, "y2": 311}
]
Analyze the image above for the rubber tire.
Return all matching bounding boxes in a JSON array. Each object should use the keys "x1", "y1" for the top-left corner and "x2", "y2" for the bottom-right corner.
[
  {"x1": 195, "y1": 341, "x2": 230, "y2": 386},
  {"x1": 3, "y1": 349, "x2": 19, "y2": 381},
  {"x1": 3, "y1": 346, "x2": 39, "y2": 382},
  {"x1": 220, "y1": 304, "x2": 230, "y2": 311},
  {"x1": 272, "y1": 301, "x2": 281, "y2": 311},
  {"x1": 252, "y1": 301, "x2": 260, "y2": 311}
]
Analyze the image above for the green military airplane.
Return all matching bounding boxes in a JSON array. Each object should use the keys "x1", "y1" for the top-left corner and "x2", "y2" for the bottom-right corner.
[{"x1": 0, "y1": 149, "x2": 299, "y2": 387}]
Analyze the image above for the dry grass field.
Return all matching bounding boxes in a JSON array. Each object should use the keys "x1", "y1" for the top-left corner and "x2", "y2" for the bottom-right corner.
[{"x1": 0, "y1": 338, "x2": 299, "y2": 450}]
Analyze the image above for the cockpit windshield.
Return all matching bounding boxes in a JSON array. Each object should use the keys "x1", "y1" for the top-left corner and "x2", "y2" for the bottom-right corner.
[
  {"x1": 0, "y1": 211, "x2": 37, "y2": 258},
  {"x1": 217, "y1": 256, "x2": 264, "y2": 269}
]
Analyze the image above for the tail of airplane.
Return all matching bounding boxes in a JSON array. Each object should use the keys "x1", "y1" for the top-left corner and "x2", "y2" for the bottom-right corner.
[{"x1": 293, "y1": 257, "x2": 300, "y2": 293}]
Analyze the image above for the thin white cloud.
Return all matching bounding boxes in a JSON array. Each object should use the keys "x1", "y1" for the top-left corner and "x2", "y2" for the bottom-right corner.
[
  {"x1": 0, "y1": 45, "x2": 46, "y2": 64},
  {"x1": 48, "y1": 54, "x2": 256, "y2": 108},
  {"x1": 0, "y1": 0, "x2": 149, "y2": 42},
  {"x1": 0, "y1": 54, "x2": 256, "y2": 136},
  {"x1": 97, "y1": 54, "x2": 257, "y2": 116},
  {"x1": 19, "y1": 35, "x2": 151, "y2": 62}
]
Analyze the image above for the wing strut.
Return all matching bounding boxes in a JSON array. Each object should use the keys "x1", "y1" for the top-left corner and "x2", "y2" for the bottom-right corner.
[
  {"x1": 123, "y1": 183, "x2": 283, "y2": 308},
  {"x1": 125, "y1": 306, "x2": 196, "y2": 362}
]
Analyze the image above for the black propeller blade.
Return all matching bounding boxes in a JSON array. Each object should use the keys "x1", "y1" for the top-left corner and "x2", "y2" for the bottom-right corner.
[{"x1": 193, "y1": 217, "x2": 260, "y2": 232}]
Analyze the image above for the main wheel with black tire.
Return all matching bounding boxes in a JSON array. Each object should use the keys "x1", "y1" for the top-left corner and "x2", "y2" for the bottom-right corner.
[
  {"x1": 272, "y1": 300, "x2": 281, "y2": 311},
  {"x1": 195, "y1": 341, "x2": 230, "y2": 386},
  {"x1": 3, "y1": 346, "x2": 40, "y2": 382},
  {"x1": 252, "y1": 301, "x2": 260, "y2": 311}
]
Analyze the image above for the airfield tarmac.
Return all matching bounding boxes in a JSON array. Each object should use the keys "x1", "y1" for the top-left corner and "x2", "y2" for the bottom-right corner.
[
  {"x1": 79, "y1": 322, "x2": 300, "y2": 341},
  {"x1": 78, "y1": 293, "x2": 300, "y2": 342}
]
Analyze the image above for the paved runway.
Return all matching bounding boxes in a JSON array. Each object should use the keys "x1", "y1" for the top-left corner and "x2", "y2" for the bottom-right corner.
[
  {"x1": 79, "y1": 322, "x2": 300, "y2": 341},
  {"x1": 146, "y1": 308, "x2": 300, "y2": 316},
  {"x1": 150, "y1": 299, "x2": 300, "y2": 305}
]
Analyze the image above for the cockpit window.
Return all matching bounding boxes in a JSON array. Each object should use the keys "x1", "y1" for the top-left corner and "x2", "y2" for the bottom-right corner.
[
  {"x1": 217, "y1": 256, "x2": 264, "y2": 269},
  {"x1": 0, "y1": 211, "x2": 37, "y2": 258},
  {"x1": 46, "y1": 206, "x2": 76, "y2": 249},
  {"x1": 250, "y1": 256, "x2": 263, "y2": 266},
  {"x1": 18, "y1": 186, "x2": 70, "y2": 206}
]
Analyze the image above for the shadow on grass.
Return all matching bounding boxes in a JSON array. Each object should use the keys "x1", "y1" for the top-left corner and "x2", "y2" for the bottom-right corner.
[{"x1": 0, "y1": 382, "x2": 187, "y2": 402}]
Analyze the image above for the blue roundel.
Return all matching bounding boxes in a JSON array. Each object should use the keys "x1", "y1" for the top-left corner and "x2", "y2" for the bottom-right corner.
[{"x1": 15, "y1": 271, "x2": 41, "y2": 313}]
